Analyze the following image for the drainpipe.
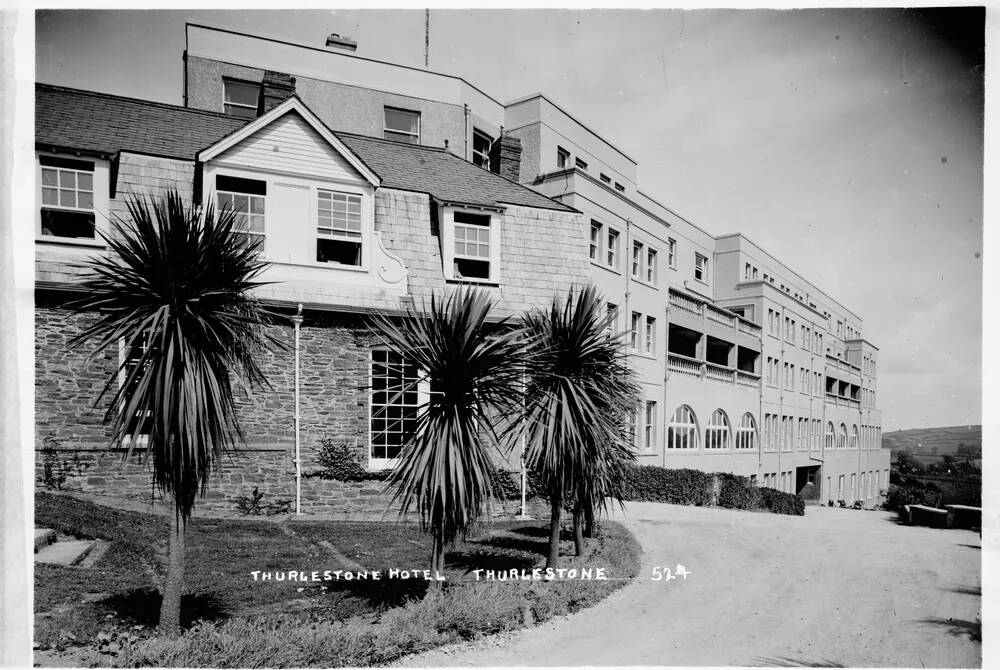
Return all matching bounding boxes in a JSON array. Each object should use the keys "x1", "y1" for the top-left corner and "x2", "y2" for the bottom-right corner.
[
  {"x1": 623, "y1": 219, "x2": 633, "y2": 452},
  {"x1": 291, "y1": 304, "x2": 304, "y2": 515}
]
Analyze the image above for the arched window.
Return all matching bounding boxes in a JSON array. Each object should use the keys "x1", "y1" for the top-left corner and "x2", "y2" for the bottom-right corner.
[
  {"x1": 667, "y1": 405, "x2": 698, "y2": 449},
  {"x1": 825, "y1": 421, "x2": 835, "y2": 450},
  {"x1": 851, "y1": 425, "x2": 859, "y2": 449},
  {"x1": 735, "y1": 413, "x2": 757, "y2": 450},
  {"x1": 705, "y1": 409, "x2": 731, "y2": 449},
  {"x1": 838, "y1": 423, "x2": 848, "y2": 450}
]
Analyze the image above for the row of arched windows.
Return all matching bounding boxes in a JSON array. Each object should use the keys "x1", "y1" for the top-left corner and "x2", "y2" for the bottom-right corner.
[
  {"x1": 666, "y1": 406, "x2": 757, "y2": 451},
  {"x1": 824, "y1": 421, "x2": 864, "y2": 449}
]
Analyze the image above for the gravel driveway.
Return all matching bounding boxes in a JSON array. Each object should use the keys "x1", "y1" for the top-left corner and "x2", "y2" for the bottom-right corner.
[{"x1": 397, "y1": 502, "x2": 982, "y2": 667}]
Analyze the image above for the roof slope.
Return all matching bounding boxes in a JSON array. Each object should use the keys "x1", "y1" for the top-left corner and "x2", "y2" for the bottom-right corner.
[
  {"x1": 336, "y1": 133, "x2": 573, "y2": 212},
  {"x1": 35, "y1": 83, "x2": 573, "y2": 212},
  {"x1": 36, "y1": 84, "x2": 245, "y2": 160}
]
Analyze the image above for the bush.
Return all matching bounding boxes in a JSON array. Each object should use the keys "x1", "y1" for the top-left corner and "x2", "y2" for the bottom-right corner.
[
  {"x1": 234, "y1": 486, "x2": 292, "y2": 516},
  {"x1": 309, "y1": 440, "x2": 389, "y2": 482},
  {"x1": 621, "y1": 466, "x2": 714, "y2": 505},
  {"x1": 716, "y1": 474, "x2": 763, "y2": 510},
  {"x1": 757, "y1": 487, "x2": 805, "y2": 516},
  {"x1": 884, "y1": 484, "x2": 943, "y2": 520}
]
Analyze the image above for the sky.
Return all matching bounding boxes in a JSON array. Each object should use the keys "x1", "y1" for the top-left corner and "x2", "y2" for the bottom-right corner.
[{"x1": 34, "y1": 8, "x2": 984, "y2": 432}]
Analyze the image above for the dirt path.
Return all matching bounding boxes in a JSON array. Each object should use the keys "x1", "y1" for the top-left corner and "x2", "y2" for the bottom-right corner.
[{"x1": 397, "y1": 503, "x2": 982, "y2": 668}]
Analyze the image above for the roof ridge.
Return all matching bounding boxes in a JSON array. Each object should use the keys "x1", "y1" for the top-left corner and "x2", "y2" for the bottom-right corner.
[
  {"x1": 35, "y1": 82, "x2": 244, "y2": 122},
  {"x1": 334, "y1": 130, "x2": 451, "y2": 153}
]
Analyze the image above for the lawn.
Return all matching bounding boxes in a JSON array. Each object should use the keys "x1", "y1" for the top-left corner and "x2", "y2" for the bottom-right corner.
[{"x1": 34, "y1": 492, "x2": 640, "y2": 667}]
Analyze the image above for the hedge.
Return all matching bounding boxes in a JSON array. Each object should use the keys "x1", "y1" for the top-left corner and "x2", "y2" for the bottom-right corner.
[{"x1": 622, "y1": 465, "x2": 804, "y2": 516}]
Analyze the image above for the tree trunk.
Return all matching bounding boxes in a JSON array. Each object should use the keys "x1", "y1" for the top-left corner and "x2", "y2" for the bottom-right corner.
[
  {"x1": 429, "y1": 531, "x2": 445, "y2": 589},
  {"x1": 546, "y1": 489, "x2": 562, "y2": 569},
  {"x1": 159, "y1": 512, "x2": 185, "y2": 635},
  {"x1": 583, "y1": 500, "x2": 595, "y2": 538},
  {"x1": 572, "y1": 501, "x2": 585, "y2": 556}
]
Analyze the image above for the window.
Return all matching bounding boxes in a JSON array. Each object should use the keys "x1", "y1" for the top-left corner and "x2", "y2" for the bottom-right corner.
[
  {"x1": 607, "y1": 229, "x2": 620, "y2": 269},
  {"x1": 667, "y1": 238, "x2": 676, "y2": 268},
  {"x1": 118, "y1": 332, "x2": 152, "y2": 442},
  {"x1": 600, "y1": 173, "x2": 611, "y2": 184},
  {"x1": 223, "y1": 79, "x2": 259, "y2": 119},
  {"x1": 630, "y1": 312, "x2": 641, "y2": 350},
  {"x1": 450, "y1": 211, "x2": 493, "y2": 280},
  {"x1": 644, "y1": 316, "x2": 656, "y2": 354},
  {"x1": 614, "y1": 182, "x2": 625, "y2": 193},
  {"x1": 825, "y1": 422, "x2": 835, "y2": 450},
  {"x1": 632, "y1": 241, "x2": 643, "y2": 278},
  {"x1": 472, "y1": 129, "x2": 492, "y2": 169},
  {"x1": 217, "y1": 175, "x2": 266, "y2": 252},
  {"x1": 694, "y1": 253, "x2": 708, "y2": 282},
  {"x1": 384, "y1": 107, "x2": 420, "y2": 144},
  {"x1": 316, "y1": 189, "x2": 363, "y2": 265},
  {"x1": 589, "y1": 221, "x2": 602, "y2": 261},
  {"x1": 39, "y1": 155, "x2": 96, "y2": 239},
  {"x1": 753, "y1": 267, "x2": 758, "y2": 280},
  {"x1": 667, "y1": 405, "x2": 698, "y2": 449},
  {"x1": 705, "y1": 409, "x2": 730, "y2": 449},
  {"x1": 370, "y1": 349, "x2": 423, "y2": 466},
  {"x1": 557, "y1": 146, "x2": 570, "y2": 168},
  {"x1": 606, "y1": 302, "x2": 619, "y2": 336},
  {"x1": 851, "y1": 425, "x2": 859, "y2": 449},
  {"x1": 745, "y1": 263, "x2": 752, "y2": 281},
  {"x1": 630, "y1": 405, "x2": 641, "y2": 449},
  {"x1": 644, "y1": 401, "x2": 657, "y2": 451},
  {"x1": 735, "y1": 413, "x2": 757, "y2": 450},
  {"x1": 646, "y1": 248, "x2": 657, "y2": 284},
  {"x1": 575, "y1": 157, "x2": 588, "y2": 170},
  {"x1": 839, "y1": 423, "x2": 848, "y2": 450}
]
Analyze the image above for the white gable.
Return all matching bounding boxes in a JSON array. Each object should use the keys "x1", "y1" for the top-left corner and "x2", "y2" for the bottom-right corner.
[{"x1": 213, "y1": 112, "x2": 363, "y2": 184}]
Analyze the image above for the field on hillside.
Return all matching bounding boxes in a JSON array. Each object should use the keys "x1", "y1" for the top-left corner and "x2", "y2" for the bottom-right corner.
[{"x1": 883, "y1": 425, "x2": 980, "y2": 456}]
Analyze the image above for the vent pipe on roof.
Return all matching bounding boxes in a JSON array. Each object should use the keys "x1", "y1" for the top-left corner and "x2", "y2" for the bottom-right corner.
[{"x1": 326, "y1": 33, "x2": 358, "y2": 52}]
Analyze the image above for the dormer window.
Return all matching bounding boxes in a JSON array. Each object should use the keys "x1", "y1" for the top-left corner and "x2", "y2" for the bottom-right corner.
[
  {"x1": 39, "y1": 156, "x2": 96, "y2": 239},
  {"x1": 216, "y1": 175, "x2": 266, "y2": 253},
  {"x1": 317, "y1": 189, "x2": 363, "y2": 266},
  {"x1": 441, "y1": 207, "x2": 501, "y2": 283}
]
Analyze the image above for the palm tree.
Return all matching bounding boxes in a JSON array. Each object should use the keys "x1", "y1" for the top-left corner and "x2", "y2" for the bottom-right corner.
[
  {"x1": 522, "y1": 286, "x2": 639, "y2": 568},
  {"x1": 70, "y1": 190, "x2": 273, "y2": 633},
  {"x1": 371, "y1": 290, "x2": 533, "y2": 577}
]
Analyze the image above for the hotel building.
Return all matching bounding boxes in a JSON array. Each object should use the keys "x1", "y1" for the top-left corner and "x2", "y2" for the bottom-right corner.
[{"x1": 33, "y1": 23, "x2": 889, "y2": 513}]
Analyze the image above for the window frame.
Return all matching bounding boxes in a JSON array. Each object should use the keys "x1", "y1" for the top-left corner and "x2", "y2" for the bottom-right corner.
[
  {"x1": 694, "y1": 252, "x2": 708, "y2": 283},
  {"x1": 735, "y1": 413, "x2": 757, "y2": 450},
  {"x1": 556, "y1": 146, "x2": 570, "y2": 169},
  {"x1": 667, "y1": 238, "x2": 677, "y2": 268},
  {"x1": 440, "y1": 205, "x2": 502, "y2": 284},
  {"x1": 589, "y1": 220, "x2": 603, "y2": 262},
  {"x1": 471, "y1": 129, "x2": 493, "y2": 169},
  {"x1": 117, "y1": 332, "x2": 152, "y2": 448},
  {"x1": 667, "y1": 405, "x2": 699, "y2": 450},
  {"x1": 222, "y1": 78, "x2": 260, "y2": 119},
  {"x1": 369, "y1": 347, "x2": 430, "y2": 470},
  {"x1": 383, "y1": 106, "x2": 421, "y2": 144},
  {"x1": 646, "y1": 247, "x2": 658, "y2": 285},
  {"x1": 705, "y1": 409, "x2": 731, "y2": 450},
  {"x1": 36, "y1": 152, "x2": 108, "y2": 245},
  {"x1": 316, "y1": 187, "x2": 364, "y2": 267},
  {"x1": 643, "y1": 400, "x2": 657, "y2": 452},
  {"x1": 216, "y1": 176, "x2": 267, "y2": 254},
  {"x1": 631, "y1": 240, "x2": 644, "y2": 279},
  {"x1": 606, "y1": 228, "x2": 620, "y2": 270},
  {"x1": 644, "y1": 315, "x2": 656, "y2": 354}
]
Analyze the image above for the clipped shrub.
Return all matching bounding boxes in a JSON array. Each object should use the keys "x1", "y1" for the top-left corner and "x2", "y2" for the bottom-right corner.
[
  {"x1": 757, "y1": 487, "x2": 805, "y2": 516},
  {"x1": 621, "y1": 466, "x2": 714, "y2": 505},
  {"x1": 716, "y1": 473, "x2": 763, "y2": 510},
  {"x1": 884, "y1": 484, "x2": 943, "y2": 521}
]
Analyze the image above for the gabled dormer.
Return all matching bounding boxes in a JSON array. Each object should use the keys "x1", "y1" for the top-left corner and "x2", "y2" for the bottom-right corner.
[{"x1": 197, "y1": 96, "x2": 407, "y2": 295}]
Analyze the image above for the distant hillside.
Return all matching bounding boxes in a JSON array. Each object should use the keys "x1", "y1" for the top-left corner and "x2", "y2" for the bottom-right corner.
[{"x1": 883, "y1": 425, "x2": 981, "y2": 458}]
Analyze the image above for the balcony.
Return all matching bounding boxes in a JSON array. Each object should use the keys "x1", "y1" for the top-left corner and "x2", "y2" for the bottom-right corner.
[
  {"x1": 668, "y1": 288, "x2": 761, "y2": 338},
  {"x1": 668, "y1": 352, "x2": 761, "y2": 389},
  {"x1": 825, "y1": 354, "x2": 861, "y2": 377},
  {"x1": 825, "y1": 392, "x2": 860, "y2": 409}
]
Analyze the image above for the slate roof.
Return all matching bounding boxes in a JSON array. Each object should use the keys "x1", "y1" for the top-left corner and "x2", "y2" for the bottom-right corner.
[{"x1": 35, "y1": 83, "x2": 574, "y2": 213}]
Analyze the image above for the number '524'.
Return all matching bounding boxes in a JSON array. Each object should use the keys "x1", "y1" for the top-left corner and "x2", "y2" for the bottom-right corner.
[{"x1": 651, "y1": 565, "x2": 691, "y2": 581}]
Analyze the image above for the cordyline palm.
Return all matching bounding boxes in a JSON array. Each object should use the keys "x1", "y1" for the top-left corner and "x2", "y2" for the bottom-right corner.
[
  {"x1": 69, "y1": 190, "x2": 273, "y2": 633},
  {"x1": 370, "y1": 290, "x2": 533, "y2": 578},
  {"x1": 522, "y1": 285, "x2": 639, "y2": 568}
]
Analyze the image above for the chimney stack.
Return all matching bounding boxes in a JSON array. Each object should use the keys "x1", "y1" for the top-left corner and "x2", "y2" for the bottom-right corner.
[
  {"x1": 489, "y1": 133, "x2": 522, "y2": 183},
  {"x1": 258, "y1": 70, "x2": 296, "y2": 115},
  {"x1": 326, "y1": 33, "x2": 358, "y2": 52}
]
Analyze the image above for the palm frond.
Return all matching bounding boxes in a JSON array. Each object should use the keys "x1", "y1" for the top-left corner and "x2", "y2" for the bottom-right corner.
[{"x1": 68, "y1": 190, "x2": 277, "y2": 521}]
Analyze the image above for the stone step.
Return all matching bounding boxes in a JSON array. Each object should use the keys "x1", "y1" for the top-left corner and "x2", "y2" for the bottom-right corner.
[
  {"x1": 34, "y1": 528, "x2": 57, "y2": 553},
  {"x1": 35, "y1": 539, "x2": 96, "y2": 566}
]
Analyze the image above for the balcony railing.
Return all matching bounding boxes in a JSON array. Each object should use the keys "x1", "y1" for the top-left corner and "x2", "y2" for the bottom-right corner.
[
  {"x1": 825, "y1": 392, "x2": 861, "y2": 409},
  {"x1": 667, "y1": 353, "x2": 760, "y2": 389},
  {"x1": 825, "y1": 354, "x2": 862, "y2": 377},
  {"x1": 667, "y1": 288, "x2": 762, "y2": 339}
]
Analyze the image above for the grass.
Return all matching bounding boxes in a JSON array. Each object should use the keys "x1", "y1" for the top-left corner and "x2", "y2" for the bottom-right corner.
[{"x1": 34, "y1": 492, "x2": 640, "y2": 666}]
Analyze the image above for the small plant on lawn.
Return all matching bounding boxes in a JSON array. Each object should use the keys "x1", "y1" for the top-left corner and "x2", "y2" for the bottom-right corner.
[
  {"x1": 370, "y1": 289, "x2": 533, "y2": 578},
  {"x1": 235, "y1": 486, "x2": 292, "y2": 516},
  {"x1": 522, "y1": 285, "x2": 640, "y2": 567},
  {"x1": 852, "y1": 500, "x2": 864, "y2": 510},
  {"x1": 39, "y1": 433, "x2": 91, "y2": 490},
  {"x1": 837, "y1": 499, "x2": 847, "y2": 508},
  {"x1": 69, "y1": 190, "x2": 274, "y2": 633},
  {"x1": 309, "y1": 439, "x2": 389, "y2": 482}
]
